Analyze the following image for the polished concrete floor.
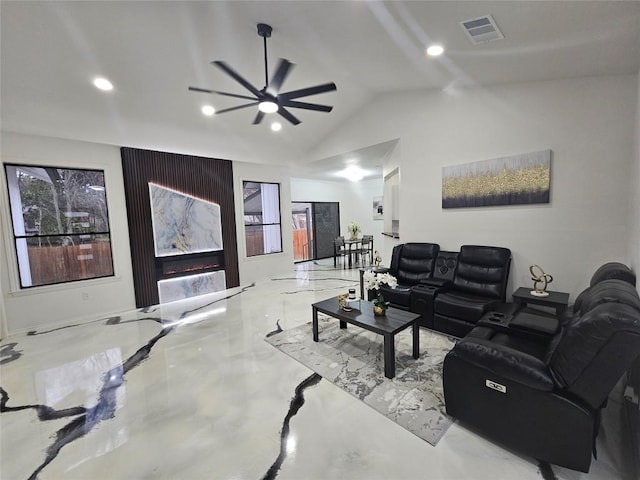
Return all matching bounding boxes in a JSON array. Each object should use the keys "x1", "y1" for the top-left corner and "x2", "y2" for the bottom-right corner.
[{"x1": 0, "y1": 260, "x2": 634, "y2": 479}]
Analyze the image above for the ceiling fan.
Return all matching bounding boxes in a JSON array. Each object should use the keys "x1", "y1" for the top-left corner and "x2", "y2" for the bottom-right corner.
[{"x1": 189, "y1": 23, "x2": 337, "y2": 126}]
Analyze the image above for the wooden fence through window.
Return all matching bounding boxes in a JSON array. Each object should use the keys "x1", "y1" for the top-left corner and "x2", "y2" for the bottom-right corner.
[
  {"x1": 246, "y1": 229, "x2": 310, "y2": 259},
  {"x1": 27, "y1": 243, "x2": 114, "y2": 286}
]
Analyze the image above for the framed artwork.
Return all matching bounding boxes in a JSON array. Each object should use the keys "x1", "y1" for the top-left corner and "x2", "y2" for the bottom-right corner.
[
  {"x1": 442, "y1": 150, "x2": 551, "y2": 208},
  {"x1": 373, "y1": 196, "x2": 383, "y2": 220}
]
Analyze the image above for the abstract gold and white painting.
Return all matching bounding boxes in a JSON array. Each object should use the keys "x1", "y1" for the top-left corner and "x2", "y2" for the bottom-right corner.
[{"x1": 442, "y1": 150, "x2": 551, "y2": 209}]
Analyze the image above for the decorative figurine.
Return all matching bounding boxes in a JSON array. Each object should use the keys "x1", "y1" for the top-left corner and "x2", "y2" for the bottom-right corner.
[
  {"x1": 337, "y1": 293, "x2": 352, "y2": 311},
  {"x1": 373, "y1": 250, "x2": 382, "y2": 268},
  {"x1": 530, "y1": 264, "x2": 553, "y2": 297},
  {"x1": 337, "y1": 290, "x2": 360, "y2": 312}
]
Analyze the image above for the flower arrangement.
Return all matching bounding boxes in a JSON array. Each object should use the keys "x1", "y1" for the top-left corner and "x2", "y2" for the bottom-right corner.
[
  {"x1": 362, "y1": 270, "x2": 397, "y2": 314},
  {"x1": 347, "y1": 221, "x2": 361, "y2": 240}
]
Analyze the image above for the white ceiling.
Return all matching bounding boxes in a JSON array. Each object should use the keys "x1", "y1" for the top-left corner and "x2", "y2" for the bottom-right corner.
[{"x1": 2, "y1": 1, "x2": 639, "y2": 181}]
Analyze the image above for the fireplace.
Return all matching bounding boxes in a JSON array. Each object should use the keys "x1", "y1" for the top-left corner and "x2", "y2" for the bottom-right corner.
[
  {"x1": 155, "y1": 251, "x2": 224, "y2": 281},
  {"x1": 155, "y1": 251, "x2": 227, "y2": 304},
  {"x1": 121, "y1": 147, "x2": 239, "y2": 308}
]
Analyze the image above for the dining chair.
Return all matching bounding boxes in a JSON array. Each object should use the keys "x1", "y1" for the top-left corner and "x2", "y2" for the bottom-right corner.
[
  {"x1": 334, "y1": 236, "x2": 349, "y2": 268},
  {"x1": 358, "y1": 235, "x2": 374, "y2": 265}
]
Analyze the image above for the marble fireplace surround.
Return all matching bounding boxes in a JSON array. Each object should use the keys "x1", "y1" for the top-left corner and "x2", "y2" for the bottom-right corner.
[{"x1": 121, "y1": 147, "x2": 239, "y2": 307}]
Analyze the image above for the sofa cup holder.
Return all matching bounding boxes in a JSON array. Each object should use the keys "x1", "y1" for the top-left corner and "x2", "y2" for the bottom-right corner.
[
  {"x1": 417, "y1": 285, "x2": 438, "y2": 292},
  {"x1": 485, "y1": 311, "x2": 509, "y2": 324}
]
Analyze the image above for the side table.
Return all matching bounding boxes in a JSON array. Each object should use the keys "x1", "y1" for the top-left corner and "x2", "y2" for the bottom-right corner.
[{"x1": 512, "y1": 287, "x2": 570, "y2": 315}]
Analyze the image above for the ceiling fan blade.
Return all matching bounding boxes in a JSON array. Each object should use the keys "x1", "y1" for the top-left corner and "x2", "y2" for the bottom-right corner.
[
  {"x1": 212, "y1": 60, "x2": 263, "y2": 98},
  {"x1": 266, "y1": 59, "x2": 294, "y2": 96},
  {"x1": 188, "y1": 86, "x2": 217, "y2": 94},
  {"x1": 215, "y1": 102, "x2": 260, "y2": 114},
  {"x1": 277, "y1": 106, "x2": 301, "y2": 125},
  {"x1": 188, "y1": 86, "x2": 257, "y2": 101},
  {"x1": 279, "y1": 99, "x2": 333, "y2": 112},
  {"x1": 280, "y1": 82, "x2": 337, "y2": 100},
  {"x1": 253, "y1": 111, "x2": 265, "y2": 125}
]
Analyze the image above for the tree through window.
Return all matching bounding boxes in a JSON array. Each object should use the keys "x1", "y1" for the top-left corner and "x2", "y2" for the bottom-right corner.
[{"x1": 4, "y1": 164, "x2": 114, "y2": 287}]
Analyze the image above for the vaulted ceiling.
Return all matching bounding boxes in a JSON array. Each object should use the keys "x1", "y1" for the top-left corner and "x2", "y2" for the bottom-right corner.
[{"x1": 2, "y1": 1, "x2": 639, "y2": 179}]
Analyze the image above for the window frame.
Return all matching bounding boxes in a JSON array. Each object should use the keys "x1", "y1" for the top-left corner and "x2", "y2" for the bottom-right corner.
[
  {"x1": 3, "y1": 162, "x2": 115, "y2": 289},
  {"x1": 242, "y1": 180, "x2": 283, "y2": 257}
]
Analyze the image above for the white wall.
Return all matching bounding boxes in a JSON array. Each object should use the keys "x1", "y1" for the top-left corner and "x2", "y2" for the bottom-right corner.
[
  {"x1": 3, "y1": 74, "x2": 636, "y2": 334},
  {"x1": 0, "y1": 135, "x2": 300, "y2": 335},
  {"x1": 0, "y1": 132, "x2": 136, "y2": 335},
  {"x1": 310, "y1": 75, "x2": 638, "y2": 299},
  {"x1": 233, "y1": 161, "x2": 295, "y2": 284},
  {"x1": 290, "y1": 176, "x2": 384, "y2": 260},
  {"x1": 629, "y1": 71, "x2": 640, "y2": 291}
]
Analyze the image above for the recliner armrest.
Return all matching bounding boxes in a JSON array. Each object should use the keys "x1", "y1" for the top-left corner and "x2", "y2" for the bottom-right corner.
[
  {"x1": 510, "y1": 311, "x2": 559, "y2": 336},
  {"x1": 451, "y1": 337, "x2": 554, "y2": 391},
  {"x1": 372, "y1": 267, "x2": 390, "y2": 274}
]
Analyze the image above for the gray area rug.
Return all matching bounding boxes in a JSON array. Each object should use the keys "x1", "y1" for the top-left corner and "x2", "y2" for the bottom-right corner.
[{"x1": 266, "y1": 315, "x2": 457, "y2": 446}]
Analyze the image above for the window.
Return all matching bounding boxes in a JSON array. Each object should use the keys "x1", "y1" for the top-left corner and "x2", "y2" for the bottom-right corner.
[
  {"x1": 4, "y1": 164, "x2": 114, "y2": 288},
  {"x1": 243, "y1": 181, "x2": 282, "y2": 257}
]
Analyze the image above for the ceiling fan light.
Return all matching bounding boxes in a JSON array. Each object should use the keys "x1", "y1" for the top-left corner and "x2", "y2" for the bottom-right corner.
[{"x1": 258, "y1": 100, "x2": 279, "y2": 113}]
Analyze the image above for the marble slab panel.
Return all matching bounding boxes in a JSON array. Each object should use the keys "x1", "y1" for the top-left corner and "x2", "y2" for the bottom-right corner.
[
  {"x1": 157, "y1": 270, "x2": 226, "y2": 304},
  {"x1": 149, "y1": 183, "x2": 223, "y2": 257}
]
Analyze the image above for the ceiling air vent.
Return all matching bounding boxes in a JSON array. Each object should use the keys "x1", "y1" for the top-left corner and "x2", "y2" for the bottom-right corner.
[{"x1": 460, "y1": 15, "x2": 504, "y2": 45}]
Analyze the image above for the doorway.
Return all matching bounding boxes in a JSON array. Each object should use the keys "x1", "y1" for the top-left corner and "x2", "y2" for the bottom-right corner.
[{"x1": 292, "y1": 202, "x2": 340, "y2": 263}]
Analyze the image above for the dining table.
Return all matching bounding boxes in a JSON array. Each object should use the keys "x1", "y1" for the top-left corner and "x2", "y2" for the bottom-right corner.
[{"x1": 342, "y1": 238, "x2": 362, "y2": 268}]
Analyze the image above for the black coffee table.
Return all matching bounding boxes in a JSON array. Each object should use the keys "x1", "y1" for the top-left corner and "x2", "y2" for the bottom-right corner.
[{"x1": 312, "y1": 297, "x2": 420, "y2": 379}]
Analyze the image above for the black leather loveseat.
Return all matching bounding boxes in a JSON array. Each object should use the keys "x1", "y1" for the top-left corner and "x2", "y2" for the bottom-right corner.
[
  {"x1": 442, "y1": 275, "x2": 640, "y2": 472},
  {"x1": 361, "y1": 243, "x2": 512, "y2": 334}
]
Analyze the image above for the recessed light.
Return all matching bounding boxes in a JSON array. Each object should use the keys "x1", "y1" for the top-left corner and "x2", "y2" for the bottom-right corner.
[
  {"x1": 93, "y1": 77, "x2": 113, "y2": 91},
  {"x1": 201, "y1": 105, "x2": 215, "y2": 116},
  {"x1": 426, "y1": 44, "x2": 444, "y2": 57},
  {"x1": 271, "y1": 122, "x2": 282, "y2": 132},
  {"x1": 339, "y1": 165, "x2": 365, "y2": 182}
]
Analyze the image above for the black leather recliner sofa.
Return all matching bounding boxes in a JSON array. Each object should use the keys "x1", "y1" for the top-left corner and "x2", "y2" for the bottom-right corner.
[
  {"x1": 361, "y1": 244, "x2": 512, "y2": 333},
  {"x1": 377, "y1": 242, "x2": 440, "y2": 309},
  {"x1": 433, "y1": 245, "x2": 512, "y2": 337},
  {"x1": 572, "y1": 261, "x2": 637, "y2": 316},
  {"x1": 442, "y1": 277, "x2": 640, "y2": 472}
]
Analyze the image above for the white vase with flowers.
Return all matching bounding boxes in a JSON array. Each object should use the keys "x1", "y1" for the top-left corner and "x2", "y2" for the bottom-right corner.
[
  {"x1": 347, "y1": 221, "x2": 361, "y2": 241},
  {"x1": 362, "y1": 270, "x2": 397, "y2": 316}
]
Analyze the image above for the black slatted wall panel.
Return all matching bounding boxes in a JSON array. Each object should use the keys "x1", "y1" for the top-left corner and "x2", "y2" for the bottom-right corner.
[{"x1": 121, "y1": 147, "x2": 239, "y2": 307}]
